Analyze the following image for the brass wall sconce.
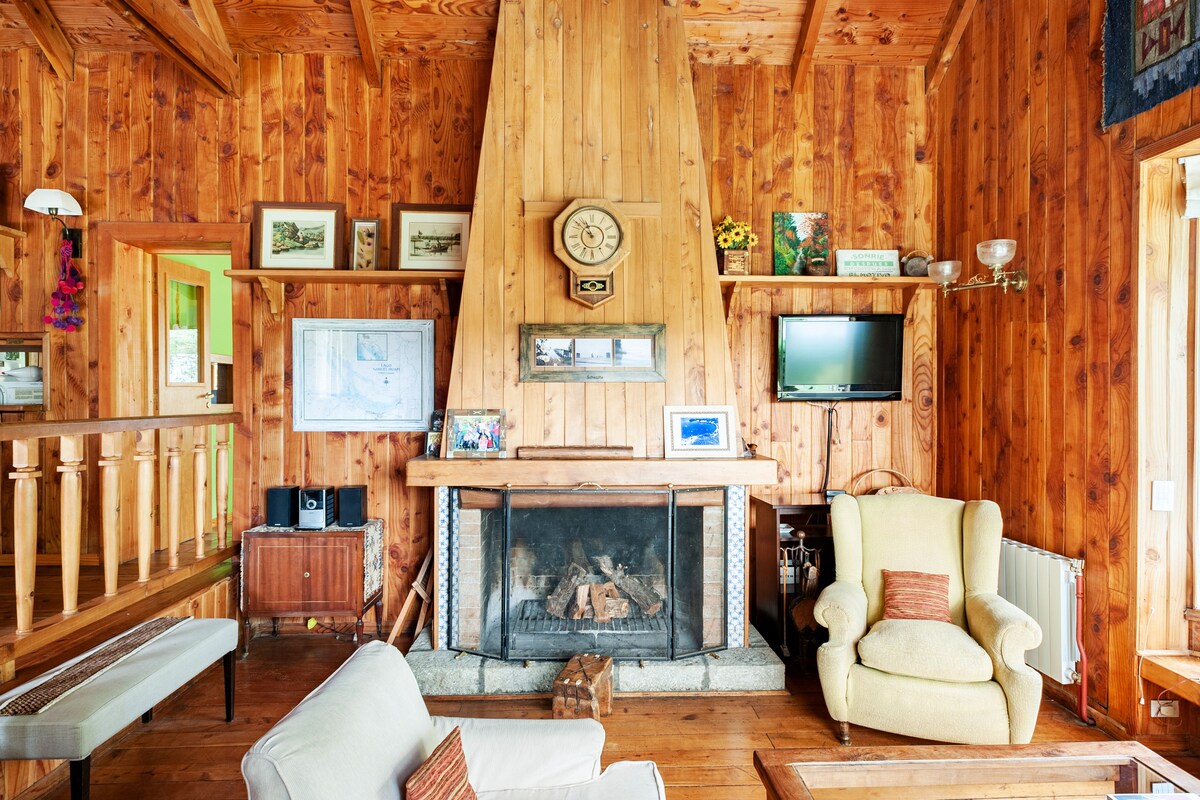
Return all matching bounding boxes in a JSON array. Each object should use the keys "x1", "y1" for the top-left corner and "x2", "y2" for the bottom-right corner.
[{"x1": 929, "y1": 239, "x2": 1028, "y2": 296}]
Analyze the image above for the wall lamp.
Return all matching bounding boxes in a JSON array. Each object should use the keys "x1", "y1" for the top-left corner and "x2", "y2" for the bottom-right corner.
[
  {"x1": 928, "y1": 239, "x2": 1028, "y2": 296},
  {"x1": 24, "y1": 188, "x2": 83, "y2": 256}
]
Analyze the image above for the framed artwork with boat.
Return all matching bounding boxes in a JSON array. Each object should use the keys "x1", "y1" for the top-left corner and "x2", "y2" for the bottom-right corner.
[{"x1": 391, "y1": 203, "x2": 472, "y2": 271}]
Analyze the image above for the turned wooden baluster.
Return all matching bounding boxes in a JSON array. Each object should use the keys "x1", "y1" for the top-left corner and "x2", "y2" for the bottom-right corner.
[
  {"x1": 134, "y1": 430, "x2": 156, "y2": 582},
  {"x1": 215, "y1": 425, "x2": 230, "y2": 548},
  {"x1": 98, "y1": 433, "x2": 123, "y2": 596},
  {"x1": 57, "y1": 435, "x2": 85, "y2": 615},
  {"x1": 9, "y1": 439, "x2": 41, "y2": 634},
  {"x1": 166, "y1": 429, "x2": 182, "y2": 570},
  {"x1": 193, "y1": 425, "x2": 208, "y2": 558}
]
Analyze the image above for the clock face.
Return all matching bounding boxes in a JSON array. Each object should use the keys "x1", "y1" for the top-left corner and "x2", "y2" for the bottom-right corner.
[{"x1": 561, "y1": 206, "x2": 623, "y2": 266}]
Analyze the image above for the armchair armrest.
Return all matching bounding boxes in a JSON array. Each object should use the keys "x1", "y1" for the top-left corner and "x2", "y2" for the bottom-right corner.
[
  {"x1": 813, "y1": 580, "x2": 869, "y2": 722},
  {"x1": 814, "y1": 580, "x2": 868, "y2": 645},
  {"x1": 431, "y1": 715, "x2": 604, "y2": 791},
  {"x1": 965, "y1": 593, "x2": 1044, "y2": 743}
]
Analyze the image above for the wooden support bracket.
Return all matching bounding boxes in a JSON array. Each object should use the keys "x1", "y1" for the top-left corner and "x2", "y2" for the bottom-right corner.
[
  {"x1": 0, "y1": 226, "x2": 28, "y2": 279},
  {"x1": 256, "y1": 276, "x2": 284, "y2": 318}
]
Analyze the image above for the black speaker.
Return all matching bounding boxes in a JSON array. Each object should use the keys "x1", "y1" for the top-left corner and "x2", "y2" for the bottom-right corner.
[
  {"x1": 266, "y1": 486, "x2": 299, "y2": 527},
  {"x1": 298, "y1": 487, "x2": 336, "y2": 530},
  {"x1": 338, "y1": 485, "x2": 367, "y2": 527}
]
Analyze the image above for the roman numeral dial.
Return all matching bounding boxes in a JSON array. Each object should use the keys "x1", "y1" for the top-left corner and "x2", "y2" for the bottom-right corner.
[{"x1": 561, "y1": 206, "x2": 623, "y2": 266}]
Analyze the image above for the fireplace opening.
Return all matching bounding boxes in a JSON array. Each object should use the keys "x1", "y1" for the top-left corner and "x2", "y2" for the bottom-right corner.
[{"x1": 449, "y1": 488, "x2": 728, "y2": 660}]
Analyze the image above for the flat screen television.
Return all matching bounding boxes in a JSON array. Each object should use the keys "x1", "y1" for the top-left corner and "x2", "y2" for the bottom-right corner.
[{"x1": 776, "y1": 314, "x2": 904, "y2": 401}]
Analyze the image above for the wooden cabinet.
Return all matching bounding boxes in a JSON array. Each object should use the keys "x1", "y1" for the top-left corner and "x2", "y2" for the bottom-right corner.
[
  {"x1": 241, "y1": 520, "x2": 384, "y2": 652},
  {"x1": 751, "y1": 493, "x2": 833, "y2": 660}
]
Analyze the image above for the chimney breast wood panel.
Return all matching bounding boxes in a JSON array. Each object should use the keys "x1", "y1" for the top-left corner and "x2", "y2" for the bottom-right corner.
[{"x1": 446, "y1": 0, "x2": 737, "y2": 457}]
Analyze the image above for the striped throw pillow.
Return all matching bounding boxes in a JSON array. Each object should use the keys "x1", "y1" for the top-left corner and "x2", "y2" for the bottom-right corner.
[
  {"x1": 881, "y1": 570, "x2": 951, "y2": 623},
  {"x1": 405, "y1": 727, "x2": 477, "y2": 800}
]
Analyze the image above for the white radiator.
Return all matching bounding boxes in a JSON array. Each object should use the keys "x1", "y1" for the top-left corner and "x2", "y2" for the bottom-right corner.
[{"x1": 997, "y1": 538, "x2": 1083, "y2": 685}]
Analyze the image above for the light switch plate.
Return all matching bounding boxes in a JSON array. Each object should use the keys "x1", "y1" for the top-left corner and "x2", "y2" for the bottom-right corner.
[{"x1": 1152, "y1": 481, "x2": 1175, "y2": 512}]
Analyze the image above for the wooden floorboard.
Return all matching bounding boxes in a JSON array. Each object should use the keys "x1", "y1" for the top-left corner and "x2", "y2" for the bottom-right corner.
[{"x1": 21, "y1": 635, "x2": 1198, "y2": 800}]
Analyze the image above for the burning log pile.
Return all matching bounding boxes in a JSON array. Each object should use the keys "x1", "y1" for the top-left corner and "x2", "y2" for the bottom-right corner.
[{"x1": 545, "y1": 555, "x2": 663, "y2": 622}]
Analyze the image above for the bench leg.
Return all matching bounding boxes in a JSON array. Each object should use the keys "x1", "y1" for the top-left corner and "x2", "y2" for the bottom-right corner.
[
  {"x1": 70, "y1": 756, "x2": 90, "y2": 800},
  {"x1": 375, "y1": 598, "x2": 383, "y2": 638},
  {"x1": 224, "y1": 650, "x2": 235, "y2": 723},
  {"x1": 142, "y1": 708, "x2": 153, "y2": 723},
  {"x1": 355, "y1": 616, "x2": 364, "y2": 644}
]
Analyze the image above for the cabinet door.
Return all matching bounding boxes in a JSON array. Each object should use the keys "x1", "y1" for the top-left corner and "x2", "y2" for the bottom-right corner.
[
  {"x1": 303, "y1": 536, "x2": 359, "y2": 612},
  {"x1": 245, "y1": 536, "x2": 310, "y2": 613}
]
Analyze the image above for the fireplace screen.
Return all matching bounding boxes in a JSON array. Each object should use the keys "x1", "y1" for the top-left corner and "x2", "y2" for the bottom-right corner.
[{"x1": 449, "y1": 487, "x2": 727, "y2": 660}]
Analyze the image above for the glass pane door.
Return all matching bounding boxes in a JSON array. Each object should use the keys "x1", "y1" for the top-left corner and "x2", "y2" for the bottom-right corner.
[{"x1": 672, "y1": 487, "x2": 727, "y2": 658}]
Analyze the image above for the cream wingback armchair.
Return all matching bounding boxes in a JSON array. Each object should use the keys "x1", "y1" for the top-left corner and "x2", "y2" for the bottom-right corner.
[{"x1": 814, "y1": 493, "x2": 1043, "y2": 746}]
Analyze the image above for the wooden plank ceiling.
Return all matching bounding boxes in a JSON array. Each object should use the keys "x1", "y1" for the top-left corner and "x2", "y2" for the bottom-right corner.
[{"x1": 0, "y1": 0, "x2": 957, "y2": 66}]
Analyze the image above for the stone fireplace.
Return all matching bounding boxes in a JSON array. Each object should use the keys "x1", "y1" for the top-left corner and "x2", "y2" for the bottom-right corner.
[{"x1": 434, "y1": 485, "x2": 747, "y2": 660}]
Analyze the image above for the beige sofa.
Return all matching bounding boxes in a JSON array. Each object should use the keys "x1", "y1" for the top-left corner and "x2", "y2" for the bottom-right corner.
[
  {"x1": 814, "y1": 494, "x2": 1043, "y2": 745},
  {"x1": 242, "y1": 640, "x2": 665, "y2": 799}
]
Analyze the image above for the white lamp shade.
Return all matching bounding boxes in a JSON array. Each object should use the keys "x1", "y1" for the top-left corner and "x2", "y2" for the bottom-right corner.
[
  {"x1": 928, "y1": 260, "x2": 962, "y2": 285},
  {"x1": 24, "y1": 188, "x2": 82, "y2": 217}
]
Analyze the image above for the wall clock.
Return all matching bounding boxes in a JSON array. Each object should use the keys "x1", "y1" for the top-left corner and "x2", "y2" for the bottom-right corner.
[{"x1": 552, "y1": 198, "x2": 632, "y2": 309}]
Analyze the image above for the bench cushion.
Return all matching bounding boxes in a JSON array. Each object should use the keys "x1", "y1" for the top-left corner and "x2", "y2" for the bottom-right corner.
[{"x1": 0, "y1": 618, "x2": 237, "y2": 761}]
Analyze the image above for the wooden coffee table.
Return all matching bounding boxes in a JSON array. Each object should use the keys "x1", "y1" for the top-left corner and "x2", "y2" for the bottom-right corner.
[{"x1": 754, "y1": 741, "x2": 1200, "y2": 800}]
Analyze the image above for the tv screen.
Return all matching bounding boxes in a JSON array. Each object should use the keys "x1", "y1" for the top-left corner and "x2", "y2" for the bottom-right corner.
[{"x1": 776, "y1": 314, "x2": 904, "y2": 401}]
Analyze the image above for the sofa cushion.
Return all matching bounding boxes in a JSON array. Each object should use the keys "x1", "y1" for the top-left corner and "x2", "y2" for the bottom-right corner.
[
  {"x1": 882, "y1": 570, "x2": 951, "y2": 623},
  {"x1": 406, "y1": 727, "x2": 476, "y2": 800},
  {"x1": 477, "y1": 762, "x2": 665, "y2": 800},
  {"x1": 858, "y1": 619, "x2": 993, "y2": 683}
]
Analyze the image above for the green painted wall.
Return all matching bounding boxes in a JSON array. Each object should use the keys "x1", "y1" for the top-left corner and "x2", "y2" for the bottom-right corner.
[{"x1": 162, "y1": 254, "x2": 233, "y2": 356}]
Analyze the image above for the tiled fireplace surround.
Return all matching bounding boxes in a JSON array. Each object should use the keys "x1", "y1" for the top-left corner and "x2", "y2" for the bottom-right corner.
[{"x1": 433, "y1": 485, "x2": 748, "y2": 658}]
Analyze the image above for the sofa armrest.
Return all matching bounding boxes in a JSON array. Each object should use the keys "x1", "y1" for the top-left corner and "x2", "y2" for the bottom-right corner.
[
  {"x1": 431, "y1": 715, "x2": 604, "y2": 791},
  {"x1": 965, "y1": 592, "x2": 1044, "y2": 743}
]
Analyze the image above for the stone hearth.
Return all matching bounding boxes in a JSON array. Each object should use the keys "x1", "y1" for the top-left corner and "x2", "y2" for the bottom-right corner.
[{"x1": 405, "y1": 626, "x2": 785, "y2": 696}]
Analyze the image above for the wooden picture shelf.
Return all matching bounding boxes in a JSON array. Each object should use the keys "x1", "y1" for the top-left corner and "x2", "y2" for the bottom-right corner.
[
  {"x1": 224, "y1": 269, "x2": 465, "y2": 317},
  {"x1": 719, "y1": 274, "x2": 936, "y2": 320}
]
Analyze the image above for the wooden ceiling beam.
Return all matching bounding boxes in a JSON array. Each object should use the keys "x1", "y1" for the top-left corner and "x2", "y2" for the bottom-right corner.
[
  {"x1": 790, "y1": 0, "x2": 830, "y2": 94},
  {"x1": 100, "y1": 0, "x2": 240, "y2": 96},
  {"x1": 347, "y1": 0, "x2": 382, "y2": 89},
  {"x1": 187, "y1": 0, "x2": 233, "y2": 59},
  {"x1": 10, "y1": 0, "x2": 75, "y2": 81},
  {"x1": 925, "y1": 0, "x2": 979, "y2": 94}
]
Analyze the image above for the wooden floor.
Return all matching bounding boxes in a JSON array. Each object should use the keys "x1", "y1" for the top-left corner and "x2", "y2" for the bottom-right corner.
[{"x1": 24, "y1": 634, "x2": 1198, "y2": 800}]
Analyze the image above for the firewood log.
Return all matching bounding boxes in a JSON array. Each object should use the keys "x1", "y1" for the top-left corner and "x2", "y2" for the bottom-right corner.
[
  {"x1": 571, "y1": 584, "x2": 591, "y2": 620},
  {"x1": 590, "y1": 583, "x2": 613, "y2": 623},
  {"x1": 546, "y1": 563, "x2": 588, "y2": 618},
  {"x1": 593, "y1": 556, "x2": 663, "y2": 616},
  {"x1": 604, "y1": 597, "x2": 630, "y2": 619}
]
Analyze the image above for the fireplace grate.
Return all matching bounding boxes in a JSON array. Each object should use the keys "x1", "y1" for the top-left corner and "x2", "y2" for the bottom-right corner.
[{"x1": 512, "y1": 599, "x2": 666, "y2": 636}]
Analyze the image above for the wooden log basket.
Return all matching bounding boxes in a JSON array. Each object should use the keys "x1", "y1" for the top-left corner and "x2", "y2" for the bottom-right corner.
[{"x1": 552, "y1": 653, "x2": 614, "y2": 720}]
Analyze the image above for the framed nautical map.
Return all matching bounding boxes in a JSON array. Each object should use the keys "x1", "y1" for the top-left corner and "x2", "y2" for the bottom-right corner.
[{"x1": 292, "y1": 318, "x2": 434, "y2": 431}]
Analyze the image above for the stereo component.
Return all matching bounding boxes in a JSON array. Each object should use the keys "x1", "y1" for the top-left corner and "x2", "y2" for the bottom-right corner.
[{"x1": 297, "y1": 486, "x2": 335, "y2": 530}]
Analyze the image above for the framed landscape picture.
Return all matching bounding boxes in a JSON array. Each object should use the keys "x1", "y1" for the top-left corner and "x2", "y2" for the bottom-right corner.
[
  {"x1": 391, "y1": 203, "x2": 472, "y2": 271},
  {"x1": 291, "y1": 318, "x2": 434, "y2": 431},
  {"x1": 253, "y1": 202, "x2": 345, "y2": 269},
  {"x1": 663, "y1": 405, "x2": 739, "y2": 459},
  {"x1": 519, "y1": 323, "x2": 666, "y2": 383}
]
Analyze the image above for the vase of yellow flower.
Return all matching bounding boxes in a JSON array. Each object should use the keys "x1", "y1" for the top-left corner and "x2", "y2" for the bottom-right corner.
[{"x1": 713, "y1": 216, "x2": 758, "y2": 275}]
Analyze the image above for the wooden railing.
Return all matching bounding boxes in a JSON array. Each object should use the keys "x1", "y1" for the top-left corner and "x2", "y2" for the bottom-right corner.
[{"x1": 0, "y1": 413, "x2": 239, "y2": 634}]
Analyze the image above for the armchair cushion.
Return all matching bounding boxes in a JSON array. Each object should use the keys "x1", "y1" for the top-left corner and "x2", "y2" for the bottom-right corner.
[
  {"x1": 430, "y1": 715, "x2": 603, "y2": 791},
  {"x1": 858, "y1": 619, "x2": 993, "y2": 683},
  {"x1": 882, "y1": 570, "x2": 951, "y2": 622}
]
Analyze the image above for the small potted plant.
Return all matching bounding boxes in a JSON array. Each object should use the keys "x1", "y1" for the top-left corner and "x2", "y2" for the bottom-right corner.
[{"x1": 713, "y1": 216, "x2": 758, "y2": 275}]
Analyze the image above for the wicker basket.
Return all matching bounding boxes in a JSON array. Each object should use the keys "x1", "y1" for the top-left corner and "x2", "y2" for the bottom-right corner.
[{"x1": 849, "y1": 468, "x2": 923, "y2": 496}]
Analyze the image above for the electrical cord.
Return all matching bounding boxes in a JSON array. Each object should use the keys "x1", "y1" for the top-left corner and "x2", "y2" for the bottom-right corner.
[
  {"x1": 807, "y1": 402, "x2": 840, "y2": 495},
  {"x1": 306, "y1": 618, "x2": 371, "y2": 643}
]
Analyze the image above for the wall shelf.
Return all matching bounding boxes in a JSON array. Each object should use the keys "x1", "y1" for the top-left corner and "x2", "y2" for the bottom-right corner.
[
  {"x1": 719, "y1": 274, "x2": 936, "y2": 319},
  {"x1": 224, "y1": 269, "x2": 465, "y2": 317},
  {"x1": 405, "y1": 455, "x2": 779, "y2": 488}
]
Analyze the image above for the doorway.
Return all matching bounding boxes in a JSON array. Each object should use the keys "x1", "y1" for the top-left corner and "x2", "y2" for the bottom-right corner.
[{"x1": 94, "y1": 222, "x2": 248, "y2": 561}]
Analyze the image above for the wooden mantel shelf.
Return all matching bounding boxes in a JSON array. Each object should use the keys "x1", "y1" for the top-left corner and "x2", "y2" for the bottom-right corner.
[
  {"x1": 225, "y1": 269, "x2": 464, "y2": 316},
  {"x1": 718, "y1": 274, "x2": 936, "y2": 319},
  {"x1": 404, "y1": 455, "x2": 779, "y2": 488}
]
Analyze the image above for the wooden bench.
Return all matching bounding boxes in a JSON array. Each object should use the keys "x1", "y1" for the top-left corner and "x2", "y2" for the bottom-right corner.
[{"x1": 0, "y1": 618, "x2": 238, "y2": 800}]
